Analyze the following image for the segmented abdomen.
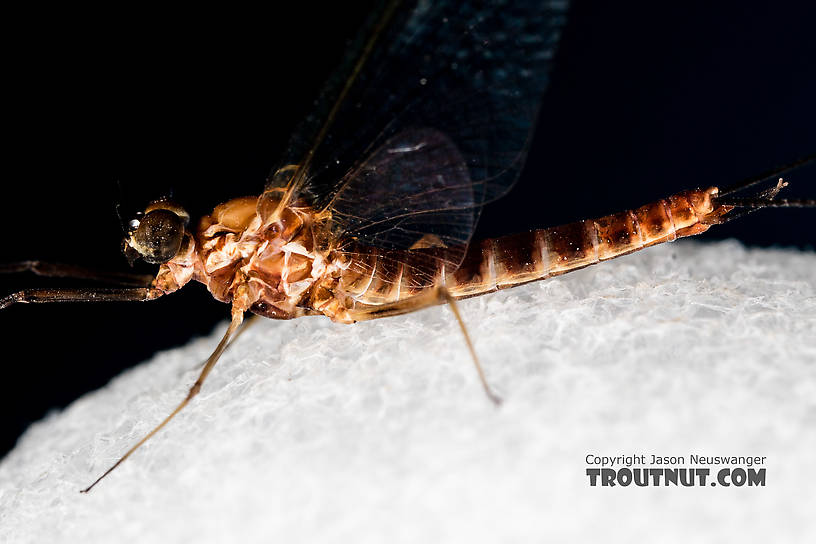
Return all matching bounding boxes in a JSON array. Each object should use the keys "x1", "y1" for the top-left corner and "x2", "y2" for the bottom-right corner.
[
  {"x1": 339, "y1": 188, "x2": 722, "y2": 304},
  {"x1": 447, "y1": 188, "x2": 720, "y2": 298}
]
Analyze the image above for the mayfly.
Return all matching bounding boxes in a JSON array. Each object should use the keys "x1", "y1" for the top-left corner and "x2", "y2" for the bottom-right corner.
[{"x1": 1, "y1": 0, "x2": 814, "y2": 493}]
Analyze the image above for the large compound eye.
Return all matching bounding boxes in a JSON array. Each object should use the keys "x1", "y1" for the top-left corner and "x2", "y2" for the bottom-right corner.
[{"x1": 130, "y1": 209, "x2": 186, "y2": 264}]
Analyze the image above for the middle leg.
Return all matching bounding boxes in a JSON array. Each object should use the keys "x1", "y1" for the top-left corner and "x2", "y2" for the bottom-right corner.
[{"x1": 348, "y1": 287, "x2": 502, "y2": 405}]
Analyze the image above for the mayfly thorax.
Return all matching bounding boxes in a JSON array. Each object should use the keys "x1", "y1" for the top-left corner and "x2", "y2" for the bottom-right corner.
[{"x1": 2, "y1": 0, "x2": 814, "y2": 492}]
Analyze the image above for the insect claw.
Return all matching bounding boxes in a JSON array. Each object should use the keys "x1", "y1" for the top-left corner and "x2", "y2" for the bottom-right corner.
[{"x1": 486, "y1": 389, "x2": 504, "y2": 407}]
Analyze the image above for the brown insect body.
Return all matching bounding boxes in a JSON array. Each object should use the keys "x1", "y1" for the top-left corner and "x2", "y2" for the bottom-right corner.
[
  {"x1": 156, "y1": 193, "x2": 321, "y2": 320},
  {"x1": 155, "y1": 186, "x2": 731, "y2": 326},
  {"x1": 445, "y1": 187, "x2": 729, "y2": 297},
  {"x1": 6, "y1": 0, "x2": 804, "y2": 491}
]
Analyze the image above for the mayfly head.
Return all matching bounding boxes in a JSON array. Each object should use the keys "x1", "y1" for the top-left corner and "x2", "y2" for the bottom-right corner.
[{"x1": 122, "y1": 198, "x2": 191, "y2": 265}]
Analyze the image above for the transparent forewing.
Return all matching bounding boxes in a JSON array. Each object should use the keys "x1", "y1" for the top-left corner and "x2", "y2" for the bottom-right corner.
[
  {"x1": 331, "y1": 128, "x2": 474, "y2": 261},
  {"x1": 266, "y1": 0, "x2": 569, "y2": 273}
]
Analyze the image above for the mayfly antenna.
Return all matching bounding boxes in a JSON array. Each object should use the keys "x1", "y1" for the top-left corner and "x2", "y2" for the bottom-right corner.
[{"x1": 115, "y1": 180, "x2": 127, "y2": 234}]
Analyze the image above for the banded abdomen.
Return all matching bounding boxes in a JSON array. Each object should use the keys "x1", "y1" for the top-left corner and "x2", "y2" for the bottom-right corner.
[
  {"x1": 338, "y1": 187, "x2": 731, "y2": 305},
  {"x1": 447, "y1": 187, "x2": 730, "y2": 298}
]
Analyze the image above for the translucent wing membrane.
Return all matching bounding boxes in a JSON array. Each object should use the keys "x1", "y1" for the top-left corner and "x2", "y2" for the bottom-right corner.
[
  {"x1": 331, "y1": 128, "x2": 473, "y2": 262},
  {"x1": 329, "y1": 128, "x2": 474, "y2": 288},
  {"x1": 264, "y1": 0, "x2": 569, "y2": 279}
]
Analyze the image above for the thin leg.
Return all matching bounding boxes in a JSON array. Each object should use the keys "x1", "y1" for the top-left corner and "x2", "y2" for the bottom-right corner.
[
  {"x1": 0, "y1": 260, "x2": 155, "y2": 286},
  {"x1": 349, "y1": 287, "x2": 502, "y2": 405},
  {"x1": 185, "y1": 313, "x2": 260, "y2": 374},
  {"x1": 440, "y1": 289, "x2": 503, "y2": 406},
  {"x1": 231, "y1": 313, "x2": 260, "y2": 342},
  {"x1": 348, "y1": 287, "x2": 447, "y2": 321},
  {"x1": 81, "y1": 309, "x2": 245, "y2": 493},
  {"x1": 1, "y1": 287, "x2": 163, "y2": 310}
]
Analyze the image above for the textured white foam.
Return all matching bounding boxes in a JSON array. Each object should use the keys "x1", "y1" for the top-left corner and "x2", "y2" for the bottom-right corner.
[{"x1": 1, "y1": 240, "x2": 815, "y2": 543}]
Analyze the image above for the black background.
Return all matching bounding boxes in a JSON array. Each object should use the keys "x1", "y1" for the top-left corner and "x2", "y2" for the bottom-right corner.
[{"x1": 2, "y1": 1, "x2": 815, "y2": 456}]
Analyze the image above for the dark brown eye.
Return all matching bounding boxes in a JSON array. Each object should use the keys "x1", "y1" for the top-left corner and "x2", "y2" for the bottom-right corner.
[{"x1": 131, "y1": 209, "x2": 185, "y2": 264}]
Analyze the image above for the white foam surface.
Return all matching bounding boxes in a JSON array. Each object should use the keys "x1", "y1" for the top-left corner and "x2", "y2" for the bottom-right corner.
[{"x1": 2, "y1": 240, "x2": 815, "y2": 543}]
